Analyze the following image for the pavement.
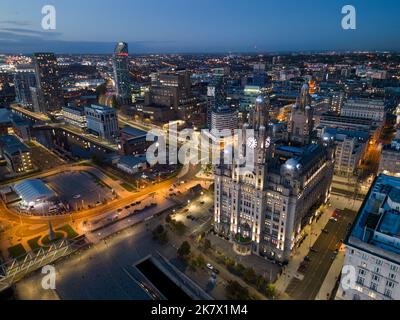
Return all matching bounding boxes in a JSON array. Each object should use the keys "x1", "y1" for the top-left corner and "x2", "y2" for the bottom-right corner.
[
  {"x1": 275, "y1": 195, "x2": 360, "y2": 300},
  {"x1": 315, "y1": 250, "x2": 345, "y2": 300}
]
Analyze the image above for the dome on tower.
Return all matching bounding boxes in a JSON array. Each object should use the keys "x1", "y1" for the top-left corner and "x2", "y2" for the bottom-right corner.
[{"x1": 256, "y1": 95, "x2": 265, "y2": 104}]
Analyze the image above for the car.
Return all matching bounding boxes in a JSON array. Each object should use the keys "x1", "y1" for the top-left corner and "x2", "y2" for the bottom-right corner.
[
  {"x1": 322, "y1": 229, "x2": 329, "y2": 234},
  {"x1": 310, "y1": 247, "x2": 318, "y2": 253},
  {"x1": 125, "y1": 206, "x2": 130, "y2": 209},
  {"x1": 200, "y1": 201, "x2": 205, "y2": 205},
  {"x1": 213, "y1": 268, "x2": 220, "y2": 274},
  {"x1": 73, "y1": 194, "x2": 81, "y2": 199},
  {"x1": 206, "y1": 263, "x2": 214, "y2": 270},
  {"x1": 186, "y1": 215, "x2": 192, "y2": 219},
  {"x1": 184, "y1": 208, "x2": 189, "y2": 213},
  {"x1": 117, "y1": 209, "x2": 123, "y2": 213},
  {"x1": 330, "y1": 217, "x2": 338, "y2": 222},
  {"x1": 211, "y1": 272, "x2": 217, "y2": 279},
  {"x1": 304, "y1": 256, "x2": 311, "y2": 262}
]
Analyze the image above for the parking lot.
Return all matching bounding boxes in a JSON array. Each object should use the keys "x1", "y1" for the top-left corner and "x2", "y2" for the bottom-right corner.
[{"x1": 45, "y1": 171, "x2": 114, "y2": 211}]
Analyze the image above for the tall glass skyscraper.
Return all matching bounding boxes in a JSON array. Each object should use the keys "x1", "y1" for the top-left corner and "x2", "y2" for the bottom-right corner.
[
  {"x1": 112, "y1": 42, "x2": 131, "y2": 105},
  {"x1": 33, "y1": 52, "x2": 63, "y2": 112}
]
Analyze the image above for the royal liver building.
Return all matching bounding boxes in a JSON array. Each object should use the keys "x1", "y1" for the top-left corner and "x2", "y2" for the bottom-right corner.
[{"x1": 214, "y1": 86, "x2": 334, "y2": 263}]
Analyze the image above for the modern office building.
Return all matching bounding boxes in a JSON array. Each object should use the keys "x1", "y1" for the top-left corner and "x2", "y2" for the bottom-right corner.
[
  {"x1": 379, "y1": 130, "x2": 400, "y2": 176},
  {"x1": 318, "y1": 112, "x2": 380, "y2": 141},
  {"x1": 239, "y1": 85, "x2": 261, "y2": 113},
  {"x1": 336, "y1": 174, "x2": 400, "y2": 300},
  {"x1": 286, "y1": 83, "x2": 314, "y2": 145},
  {"x1": 0, "y1": 135, "x2": 33, "y2": 173},
  {"x1": 84, "y1": 104, "x2": 119, "y2": 143},
  {"x1": 213, "y1": 95, "x2": 334, "y2": 263},
  {"x1": 33, "y1": 52, "x2": 63, "y2": 112},
  {"x1": 207, "y1": 74, "x2": 226, "y2": 128},
  {"x1": 144, "y1": 70, "x2": 198, "y2": 122},
  {"x1": 321, "y1": 127, "x2": 369, "y2": 176},
  {"x1": 112, "y1": 42, "x2": 131, "y2": 105},
  {"x1": 210, "y1": 105, "x2": 238, "y2": 133},
  {"x1": 341, "y1": 98, "x2": 386, "y2": 122},
  {"x1": 13, "y1": 69, "x2": 36, "y2": 109},
  {"x1": 61, "y1": 104, "x2": 87, "y2": 129}
]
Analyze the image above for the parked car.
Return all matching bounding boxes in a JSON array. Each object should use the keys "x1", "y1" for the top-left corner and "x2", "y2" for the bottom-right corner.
[
  {"x1": 206, "y1": 263, "x2": 214, "y2": 270},
  {"x1": 322, "y1": 229, "x2": 329, "y2": 234}
]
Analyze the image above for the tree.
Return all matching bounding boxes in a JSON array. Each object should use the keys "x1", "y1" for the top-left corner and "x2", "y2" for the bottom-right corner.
[
  {"x1": 265, "y1": 283, "x2": 276, "y2": 299},
  {"x1": 173, "y1": 221, "x2": 186, "y2": 236},
  {"x1": 225, "y1": 280, "x2": 250, "y2": 300},
  {"x1": 177, "y1": 241, "x2": 191, "y2": 258},
  {"x1": 195, "y1": 254, "x2": 205, "y2": 268},
  {"x1": 152, "y1": 225, "x2": 168, "y2": 244},
  {"x1": 203, "y1": 239, "x2": 211, "y2": 251},
  {"x1": 256, "y1": 275, "x2": 266, "y2": 291},
  {"x1": 243, "y1": 267, "x2": 257, "y2": 284}
]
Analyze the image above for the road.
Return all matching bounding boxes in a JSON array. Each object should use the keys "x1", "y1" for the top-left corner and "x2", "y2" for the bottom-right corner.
[
  {"x1": 0, "y1": 163, "x2": 201, "y2": 260},
  {"x1": 285, "y1": 208, "x2": 357, "y2": 300}
]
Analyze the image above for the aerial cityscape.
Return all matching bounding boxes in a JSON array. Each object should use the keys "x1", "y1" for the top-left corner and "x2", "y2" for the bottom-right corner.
[{"x1": 1, "y1": 0, "x2": 400, "y2": 308}]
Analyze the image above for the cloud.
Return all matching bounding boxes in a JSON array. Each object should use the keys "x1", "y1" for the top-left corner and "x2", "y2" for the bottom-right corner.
[
  {"x1": 1, "y1": 27, "x2": 62, "y2": 37},
  {"x1": 0, "y1": 20, "x2": 32, "y2": 26}
]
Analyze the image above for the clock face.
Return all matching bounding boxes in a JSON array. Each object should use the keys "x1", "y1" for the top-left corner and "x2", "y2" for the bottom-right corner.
[
  {"x1": 265, "y1": 137, "x2": 271, "y2": 148},
  {"x1": 247, "y1": 137, "x2": 258, "y2": 149}
]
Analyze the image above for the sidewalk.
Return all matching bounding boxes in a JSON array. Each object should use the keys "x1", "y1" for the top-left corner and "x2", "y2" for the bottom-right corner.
[
  {"x1": 315, "y1": 251, "x2": 345, "y2": 300},
  {"x1": 274, "y1": 206, "x2": 334, "y2": 295}
]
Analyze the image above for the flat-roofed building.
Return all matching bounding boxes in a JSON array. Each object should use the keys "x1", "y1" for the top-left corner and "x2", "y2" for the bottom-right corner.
[
  {"x1": 321, "y1": 127, "x2": 369, "y2": 176},
  {"x1": 62, "y1": 104, "x2": 86, "y2": 129},
  {"x1": 379, "y1": 130, "x2": 400, "y2": 177},
  {"x1": 341, "y1": 98, "x2": 386, "y2": 122},
  {"x1": 84, "y1": 104, "x2": 119, "y2": 143},
  {"x1": 336, "y1": 174, "x2": 400, "y2": 300},
  {"x1": 0, "y1": 135, "x2": 33, "y2": 173}
]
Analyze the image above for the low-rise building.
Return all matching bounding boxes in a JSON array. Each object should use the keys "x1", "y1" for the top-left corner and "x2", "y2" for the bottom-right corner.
[
  {"x1": 62, "y1": 104, "x2": 87, "y2": 129},
  {"x1": 84, "y1": 104, "x2": 119, "y2": 143},
  {"x1": 117, "y1": 155, "x2": 148, "y2": 175},
  {"x1": 321, "y1": 128, "x2": 369, "y2": 176},
  {"x1": 341, "y1": 98, "x2": 386, "y2": 122},
  {"x1": 0, "y1": 135, "x2": 33, "y2": 173},
  {"x1": 379, "y1": 130, "x2": 400, "y2": 176},
  {"x1": 336, "y1": 174, "x2": 400, "y2": 300}
]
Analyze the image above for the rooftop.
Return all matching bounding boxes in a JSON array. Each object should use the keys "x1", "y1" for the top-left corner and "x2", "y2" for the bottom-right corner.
[
  {"x1": 0, "y1": 135, "x2": 30, "y2": 155},
  {"x1": 347, "y1": 174, "x2": 400, "y2": 262},
  {"x1": 121, "y1": 126, "x2": 147, "y2": 137},
  {"x1": 14, "y1": 179, "x2": 57, "y2": 204}
]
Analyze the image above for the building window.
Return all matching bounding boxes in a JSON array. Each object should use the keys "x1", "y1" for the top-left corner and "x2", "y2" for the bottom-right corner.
[{"x1": 370, "y1": 282, "x2": 378, "y2": 292}]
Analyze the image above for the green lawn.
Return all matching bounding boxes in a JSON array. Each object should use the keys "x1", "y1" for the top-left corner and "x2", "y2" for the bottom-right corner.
[
  {"x1": 120, "y1": 182, "x2": 135, "y2": 191},
  {"x1": 27, "y1": 236, "x2": 42, "y2": 253},
  {"x1": 56, "y1": 225, "x2": 79, "y2": 239},
  {"x1": 8, "y1": 244, "x2": 27, "y2": 260},
  {"x1": 41, "y1": 232, "x2": 65, "y2": 246}
]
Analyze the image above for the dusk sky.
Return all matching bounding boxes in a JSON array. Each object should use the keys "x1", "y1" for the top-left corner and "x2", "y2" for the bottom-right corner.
[{"x1": 1, "y1": 0, "x2": 400, "y2": 54}]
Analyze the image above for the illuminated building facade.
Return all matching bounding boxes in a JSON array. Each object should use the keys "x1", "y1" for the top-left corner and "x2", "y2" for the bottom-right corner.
[
  {"x1": 33, "y1": 52, "x2": 63, "y2": 112},
  {"x1": 112, "y1": 42, "x2": 131, "y2": 105},
  {"x1": 213, "y1": 95, "x2": 334, "y2": 263}
]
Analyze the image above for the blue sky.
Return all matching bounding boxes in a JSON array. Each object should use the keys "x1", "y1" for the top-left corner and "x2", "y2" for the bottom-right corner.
[{"x1": 0, "y1": 0, "x2": 399, "y2": 53}]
